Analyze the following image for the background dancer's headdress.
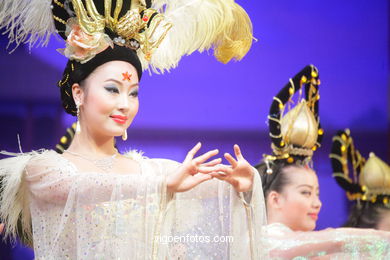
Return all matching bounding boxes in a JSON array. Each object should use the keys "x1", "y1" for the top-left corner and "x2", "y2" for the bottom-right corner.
[
  {"x1": 263, "y1": 65, "x2": 323, "y2": 173},
  {"x1": 55, "y1": 123, "x2": 76, "y2": 153},
  {"x1": 330, "y1": 129, "x2": 390, "y2": 207}
]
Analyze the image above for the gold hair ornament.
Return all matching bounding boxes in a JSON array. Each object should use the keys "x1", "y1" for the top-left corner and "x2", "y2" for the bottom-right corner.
[{"x1": 59, "y1": 0, "x2": 172, "y2": 62}]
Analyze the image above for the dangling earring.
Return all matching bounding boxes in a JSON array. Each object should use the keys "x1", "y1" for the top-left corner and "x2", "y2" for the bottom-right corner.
[
  {"x1": 76, "y1": 102, "x2": 81, "y2": 133},
  {"x1": 122, "y1": 129, "x2": 127, "y2": 141}
]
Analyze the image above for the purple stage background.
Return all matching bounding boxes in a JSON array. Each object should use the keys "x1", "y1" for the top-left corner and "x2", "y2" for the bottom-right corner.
[{"x1": 0, "y1": 0, "x2": 388, "y2": 258}]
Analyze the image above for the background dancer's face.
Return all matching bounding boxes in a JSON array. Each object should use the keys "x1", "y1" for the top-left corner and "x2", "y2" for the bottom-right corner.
[
  {"x1": 376, "y1": 210, "x2": 390, "y2": 231},
  {"x1": 72, "y1": 61, "x2": 140, "y2": 138},
  {"x1": 267, "y1": 166, "x2": 322, "y2": 231}
]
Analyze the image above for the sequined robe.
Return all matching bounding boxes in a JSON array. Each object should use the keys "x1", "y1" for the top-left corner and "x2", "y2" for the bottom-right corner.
[{"x1": 0, "y1": 150, "x2": 266, "y2": 259}]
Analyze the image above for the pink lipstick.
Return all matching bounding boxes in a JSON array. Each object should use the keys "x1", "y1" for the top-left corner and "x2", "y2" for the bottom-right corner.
[{"x1": 308, "y1": 213, "x2": 318, "y2": 220}]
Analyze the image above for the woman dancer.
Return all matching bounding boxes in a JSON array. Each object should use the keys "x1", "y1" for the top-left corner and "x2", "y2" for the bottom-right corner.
[
  {"x1": 0, "y1": 0, "x2": 265, "y2": 259},
  {"x1": 256, "y1": 65, "x2": 390, "y2": 259}
]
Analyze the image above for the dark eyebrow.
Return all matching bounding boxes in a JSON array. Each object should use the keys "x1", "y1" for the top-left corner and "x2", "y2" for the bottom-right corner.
[
  {"x1": 296, "y1": 184, "x2": 314, "y2": 189},
  {"x1": 104, "y1": 78, "x2": 123, "y2": 85},
  {"x1": 104, "y1": 78, "x2": 139, "y2": 88}
]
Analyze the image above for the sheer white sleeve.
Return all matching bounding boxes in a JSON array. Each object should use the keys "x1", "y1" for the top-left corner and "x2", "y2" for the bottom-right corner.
[
  {"x1": 154, "y1": 161, "x2": 266, "y2": 259},
  {"x1": 21, "y1": 151, "x2": 168, "y2": 259},
  {"x1": 262, "y1": 223, "x2": 390, "y2": 259}
]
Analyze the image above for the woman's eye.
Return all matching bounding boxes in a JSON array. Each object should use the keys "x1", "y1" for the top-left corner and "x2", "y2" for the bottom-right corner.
[
  {"x1": 129, "y1": 90, "x2": 138, "y2": 97},
  {"x1": 104, "y1": 86, "x2": 119, "y2": 93},
  {"x1": 301, "y1": 191, "x2": 311, "y2": 196}
]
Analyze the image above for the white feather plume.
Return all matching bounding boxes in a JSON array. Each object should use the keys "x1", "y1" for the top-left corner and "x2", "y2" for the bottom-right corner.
[
  {"x1": 0, "y1": 152, "x2": 35, "y2": 245},
  {"x1": 0, "y1": 0, "x2": 55, "y2": 50}
]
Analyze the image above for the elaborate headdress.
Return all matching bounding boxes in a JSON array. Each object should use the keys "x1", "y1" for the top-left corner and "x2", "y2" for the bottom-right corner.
[
  {"x1": 264, "y1": 65, "x2": 323, "y2": 171},
  {"x1": 330, "y1": 129, "x2": 390, "y2": 207},
  {"x1": 0, "y1": 0, "x2": 253, "y2": 72}
]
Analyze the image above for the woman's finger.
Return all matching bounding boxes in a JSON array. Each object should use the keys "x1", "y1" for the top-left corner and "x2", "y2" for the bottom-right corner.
[
  {"x1": 201, "y1": 158, "x2": 222, "y2": 167},
  {"x1": 199, "y1": 164, "x2": 232, "y2": 175},
  {"x1": 234, "y1": 144, "x2": 244, "y2": 160},
  {"x1": 208, "y1": 171, "x2": 228, "y2": 180},
  {"x1": 198, "y1": 166, "x2": 217, "y2": 174},
  {"x1": 224, "y1": 153, "x2": 237, "y2": 168},
  {"x1": 184, "y1": 142, "x2": 202, "y2": 162},
  {"x1": 193, "y1": 149, "x2": 219, "y2": 164},
  {"x1": 193, "y1": 173, "x2": 213, "y2": 184}
]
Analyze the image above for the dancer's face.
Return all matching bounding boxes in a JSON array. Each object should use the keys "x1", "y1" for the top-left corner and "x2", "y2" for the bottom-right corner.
[
  {"x1": 73, "y1": 61, "x2": 139, "y2": 138},
  {"x1": 275, "y1": 166, "x2": 322, "y2": 231}
]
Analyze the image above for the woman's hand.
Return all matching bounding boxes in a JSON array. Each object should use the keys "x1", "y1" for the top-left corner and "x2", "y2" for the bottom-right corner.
[
  {"x1": 0, "y1": 223, "x2": 4, "y2": 233},
  {"x1": 209, "y1": 145, "x2": 254, "y2": 192},
  {"x1": 167, "y1": 142, "x2": 221, "y2": 193}
]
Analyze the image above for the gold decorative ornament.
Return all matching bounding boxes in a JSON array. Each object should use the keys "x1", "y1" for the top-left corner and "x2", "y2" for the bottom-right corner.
[
  {"x1": 60, "y1": 136, "x2": 67, "y2": 144},
  {"x1": 280, "y1": 100, "x2": 319, "y2": 149},
  {"x1": 330, "y1": 129, "x2": 390, "y2": 206},
  {"x1": 301, "y1": 75, "x2": 307, "y2": 83},
  {"x1": 360, "y1": 153, "x2": 390, "y2": 199},
  {"x1": 60, "y1": 0, "x2": 172, "y2": 63}
]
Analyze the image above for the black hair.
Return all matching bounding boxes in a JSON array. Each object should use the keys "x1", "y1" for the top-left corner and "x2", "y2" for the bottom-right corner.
[
  {"x1": 255, "y1": 160, "x2": 304, "y2": 202},
  {"x1": 343, "y1": 201, "x2": 389, "y2": 229}
]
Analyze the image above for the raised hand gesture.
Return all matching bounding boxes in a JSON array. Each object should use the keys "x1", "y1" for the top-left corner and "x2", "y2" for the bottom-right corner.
[
  {"x1": 167, "y1": 142, "x2": 221, "y2": 192},
  {"x1": 210, "y1": 144, "x2": 254, "y2": 192}
]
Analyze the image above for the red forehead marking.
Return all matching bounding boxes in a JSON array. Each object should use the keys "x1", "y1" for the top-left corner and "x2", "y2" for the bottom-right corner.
[{"x1": 122, "y1": 72, "x2": 132, "y2": 82}]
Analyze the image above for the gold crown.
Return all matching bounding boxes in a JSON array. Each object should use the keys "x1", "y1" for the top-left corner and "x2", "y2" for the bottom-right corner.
[{"x1": 68, "y1": 0, "x2": 171, "y2": 61}]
